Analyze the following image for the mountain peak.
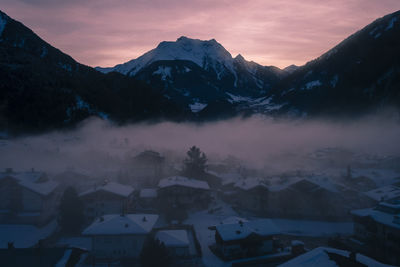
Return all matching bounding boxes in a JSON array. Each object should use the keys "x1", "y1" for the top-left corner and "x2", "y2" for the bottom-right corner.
[
  {"x1": 99, "y1": 36, "x2": 234, "y2": 76},
  {"x1": 235, "y1": 54, "x2": 245, "y2": 61}
]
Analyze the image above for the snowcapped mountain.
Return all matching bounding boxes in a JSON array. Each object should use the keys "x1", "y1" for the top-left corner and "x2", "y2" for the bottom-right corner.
[
  {"x1": 1, "y1": 8, "x2": 400, "y2": 134},
  {"x1": 96, "y1": 36, "x2": 283, "y2": 113},
  {"x1": 97, "y1": 36, "x2": 235, "y2": 77}
]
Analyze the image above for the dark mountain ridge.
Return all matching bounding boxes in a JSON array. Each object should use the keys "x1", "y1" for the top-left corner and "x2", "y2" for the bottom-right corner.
[{"x1": 0, "y1": 9, "x2": 399, "y2": 134}]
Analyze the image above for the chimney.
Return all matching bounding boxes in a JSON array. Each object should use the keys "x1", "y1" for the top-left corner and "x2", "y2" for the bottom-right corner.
[{"x1": 142, "y1": 216, "x2": 147, "y2": 222}]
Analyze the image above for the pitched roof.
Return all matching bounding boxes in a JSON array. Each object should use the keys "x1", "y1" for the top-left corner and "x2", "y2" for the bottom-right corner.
[
  {"x1": 155, "y1": 230, "x2": 189, "y2": 247},
  {"x1": 79, "y1": 182, "x2": 134, "y2": 198},
  {"x1": 140, "y1": 188, "x2": 158, "y2": 198},
  {"x1": 216, "y1": 219, "x2": 280, "y2": 242},
  {"x1": 234, "y1": 177, "x2": 269, "y2": 191},
  {"x1": 364, "y1": 184, "x2": 400, "y2": 201},
  {"x1": 278, "y1": 247, "x2": 394, "y2": 267},
  {"x1": 351, "y1": 204, "x2": 400, "y2": 229},
  {"x1": 158, "y1": 176, "x2": 209, "y2": 190},
  {"x1": 82, "y1": 214, "x2": 159, "y2": 235},
  {"x1": 0, "y1": 171, "x2": 58, "y2": 196}
]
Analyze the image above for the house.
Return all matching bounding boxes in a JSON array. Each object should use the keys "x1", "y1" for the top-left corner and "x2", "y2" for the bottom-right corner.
[
  {"x1": 155, "y1": 230, "x2": 190, "y2": 258},
  {"x1": 214, "y1": 219, "x2": 280, "y2": 260},
  {"x1": 278, "y1": 246, "x2": 394, "y2": 267},
  {"x1": 0, "y1": 170, "x2": 59, "y2": 225},
  {"x1": 228, "y1": 177, "x2": 269, "y2": 214},
  {"x1": 79, "y1": 181, "x2": 134, "y2": 223},
  {"x1": 267, "y1": 178, "x2": 349, "y2": 219},
  {"x1": 82, "y1": 214, "x2": 159, "y2": 259},
  {"x1": 135, "y1": 188, "x2": 158, "y2": 212},
  {"x1": 157, "y1": 176, "x2": 211, "y2": 209},
  {"x1": 363, "y1": 184, "x2": 400, "y2": 202},
  {"x1": 351, "y1": 200, "x2": 400, "y2": 265},
  {"x1": 124, "y1": 150, "x2": 165, "y2": 187},
  {"x1": 53, "y1": 169, "x2": 95, "y2": 192}
]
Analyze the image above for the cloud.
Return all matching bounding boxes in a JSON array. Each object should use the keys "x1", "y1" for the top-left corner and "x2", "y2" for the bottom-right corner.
[{"x1": 1, "y1": 114, "x2": 399, "y2": 176}]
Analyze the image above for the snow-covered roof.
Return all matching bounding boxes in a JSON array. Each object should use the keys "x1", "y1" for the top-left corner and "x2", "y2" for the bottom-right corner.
[
  {"x1": 158, "y1": 176, "x2": 210, "y2": 190},
  {"x1": 351, "y1": 168, "x2": 400, "y2": 187},
  {"x1": 0, "y1": 220, "x2": 57, "y2": 248},
  {"x1": 269, "y1": 177, "x2": 340, "y2": 193},
  {"x1": 0, "y1": 171, "x2": 58, "y2": 196},
  {"x1": 18, "y1": 179, "x2": 59, "y2": 196},
  {"x1": 155, "y1": 230, "x2": 189, "y2": 247},
  {"x1": 206, "y1": 171, "x2": 242, "y2": 186},
  {"x1": 216, "y1": 219, "x2": 280, "y2": 242},
  {"x1": 79, "y1": 182, "x2": 134, "y2": 198},
  {"x1": 278, "y1": 247, "x2": 394, "y2": 267},
  {"x1": 82, "y1": 214, "x2": 159, "y2": 235},
  {"x1": 140, "y1": 188, "x2": 158, "y2": 198},
  {"x1": 219, "y1": 216, "x2": 248, "y2": 225},
  {"x1": 364, "y1": 185, "x2": 400, "y2": 201},
  {"x1": 234, "y1": 177, "x2": 268, "y2": 191},
  {"x1": 351, "y1": 206, "x2": 400, "y2": 229}
]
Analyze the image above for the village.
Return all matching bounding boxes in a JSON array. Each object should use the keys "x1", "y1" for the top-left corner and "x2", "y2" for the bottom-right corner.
[{"x1": 0, "y1": 144, "x2": 400, "y2": 267}]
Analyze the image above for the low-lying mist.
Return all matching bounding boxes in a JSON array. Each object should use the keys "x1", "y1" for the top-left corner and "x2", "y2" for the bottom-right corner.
[{"x1": 1, "y1": 114, "x2": 400, "y2": 176}]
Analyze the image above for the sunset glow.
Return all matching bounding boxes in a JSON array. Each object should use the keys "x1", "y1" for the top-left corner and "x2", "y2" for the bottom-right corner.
[{"x1": 2, "y1": 0, "x2": 400, "y2": 68}]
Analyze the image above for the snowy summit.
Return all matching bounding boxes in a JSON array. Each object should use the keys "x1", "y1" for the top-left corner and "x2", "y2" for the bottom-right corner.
[{"x1": 97, "y1": 36, "x2": 235, "y2": 76}]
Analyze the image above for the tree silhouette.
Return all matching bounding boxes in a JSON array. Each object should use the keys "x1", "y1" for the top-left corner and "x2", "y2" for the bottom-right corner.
[
  {"x1": 183, "y1": 146, "x2": 207, "y2": 178},
  {"x1": 58, "y1": 186, "x2": 84, "y2": 234},
  {"x1": 140, "y1": 238, "x2": 171, "y2": 267}
]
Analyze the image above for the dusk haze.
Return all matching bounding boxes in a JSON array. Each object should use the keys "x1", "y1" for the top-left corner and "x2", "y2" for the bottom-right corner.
[
  {"x1": 1, "y1": 0, "x2": 399, "y2": 68},
  {"x1": 0, "y1": 1, "x2": 400, "y2": 267}
]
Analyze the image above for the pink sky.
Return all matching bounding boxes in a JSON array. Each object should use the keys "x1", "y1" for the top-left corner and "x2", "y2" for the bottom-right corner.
[{"x1": 2, "y1": 0, "x2": 400, "y2": 68}]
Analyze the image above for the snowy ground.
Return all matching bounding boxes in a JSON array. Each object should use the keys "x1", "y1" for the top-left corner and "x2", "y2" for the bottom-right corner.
[{"x1": 0, "y1": 220, "x2": 57, "y2": 248}]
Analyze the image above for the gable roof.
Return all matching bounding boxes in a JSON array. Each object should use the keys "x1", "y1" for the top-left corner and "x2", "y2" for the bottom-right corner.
[
  {"x1": 216, "y1": 219, "x2": 280, "y2": 242},
  {"x1": 155, "y1": 230, "x2": 189, "y2": 247},
  {"x1": 278, "y1": 247, "x2": 394, "y2": 267},
  {"x1": 234, "y1": 177, "x2": 269, "y2": 191},
  {"x1": 351, "y1": 204, "x2": 400, "y2": 230},
  {"x1": 158, "y1": 176, "x2": 209, "y2": 190},
  {"x1": 82, "y1": 214, "x2": 159, "y2": 235},
  {"x1": 79, "y1": 182, "x2": 134, "y2": 198},
  {"x1": 140, "y1": 188, "x2": 158, "y2": 198},
  {"x1": 364, "y1": 184, "x2": 400, "y2": 201},
  {"x1": 0, "y1": 171, "x2": 58, "y2": 196}
]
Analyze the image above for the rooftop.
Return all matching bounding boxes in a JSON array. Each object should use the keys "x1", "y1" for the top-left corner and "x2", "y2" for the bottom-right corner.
[
  {"x1": 79, "y1": 181, "x2": 134, "y2": 198},
  {"x1": 155, "y1": 230, "x2": 189, "y2": 247},
  {"x1": 0, "y1": 171, "x2": 58, "y2": 196},
  {"x1": 82, "y1": 214, "x2": 159, "y2": 235},
  {"x1": 140, "y1": 188, "x2": 158, "y2": 198},
  {"x1": 158, "y1": 176, "x2": 210, "y2": 190},
  {"x1": 364, "y1": 184, "x2": 400, "y2": 201},
  {"x1": 278, "y1": 246, "x2": 394, "y2": 267},
  {"x1": 351, "y1": 204, "x2": 400, "y2": 229},
  {"x1": 215, "y1": 219, "x2": 280, "y2": 242}
]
